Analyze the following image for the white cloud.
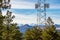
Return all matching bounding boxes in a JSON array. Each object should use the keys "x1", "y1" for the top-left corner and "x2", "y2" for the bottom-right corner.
[
  {"x1": 12, "y1": 13, "x2": 37, "y2": 24},
  {"x1": 2, "y1": 10, "x2": 37, "y2": 24},
  {"x1": 11, "y1": 12, "x2": 60, "y2": 24},
  {"x1": 53, "y1": 19, "x2": 60, "y2": 24},
  {"x1": 50, "y1": 4, "x2": 60, "y2": 9},
  {"x1": 11, "y1": 0, "x2": 35, "y2": 9},
  {"x1": 10, "y1": 0, "x2": 60, "y2": 9},
  {"x1": 2, "y1": 10, "x2": 60, "y2": 24}
]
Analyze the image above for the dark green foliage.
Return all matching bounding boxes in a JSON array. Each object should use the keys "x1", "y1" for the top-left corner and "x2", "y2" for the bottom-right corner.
[
  {"x1": 0, "y1": 0, "x2": 2, "y2": 2},
  {"x1": 23, "y1": 25, "x2": 60, "y2": 40},
  {"x1": 0, "y1": 10, "x2": 5, "y2": 40},
  {"x1": 0, "y1": 0, "x2": 22, "y2": 40},
  {"x1": 24, "y1": 26, "x2": 42, "y2": 40},
  {"x1": 42, "y1": 25, "x2": 60, "y2": 40},
  {"x1": 0, "y1": 10, "x2": 22, "y2": 40},
  {"x1": 12, "y1": 30, "x2": 22, "y2": 40}
]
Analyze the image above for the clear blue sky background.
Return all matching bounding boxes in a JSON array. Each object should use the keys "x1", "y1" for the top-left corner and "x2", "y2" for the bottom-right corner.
[{"x1": 7, "y1": 0, "x2": 60, "y2": 24}]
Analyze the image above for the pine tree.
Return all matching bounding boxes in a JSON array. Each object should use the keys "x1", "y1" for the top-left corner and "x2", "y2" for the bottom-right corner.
[
  {"x1": 42, "y1": 17, "x2": 60, "y2": 40},
  {"x1": 0, "y1": 0, "x2": 11, "y2": 9},
  {"x1": 0, "y1": 9, "x2": 5, "y2": 40},
  {"x1": 0, "y1": 0, "x2": 22, "y2": 40},
  {"x1": 24, "y1": 26, "x2": 42, "y2": 40},
  {"x1": 47, "y1": 17, "x2": 54, "y2": 26},
  {"x1": 2, "y1": 11, "x2": 22, "y2": 40}
]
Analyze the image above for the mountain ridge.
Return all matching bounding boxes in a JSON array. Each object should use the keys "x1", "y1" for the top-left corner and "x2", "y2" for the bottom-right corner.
[{"x1": 18, "y1": 24, "x2": 60, "y2": 32}]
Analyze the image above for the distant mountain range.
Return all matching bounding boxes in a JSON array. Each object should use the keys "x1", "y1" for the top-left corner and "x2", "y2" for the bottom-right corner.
[
  {"x1": 55, "y1": 24, "x2": 60, "y2": 28},
  {"x1": 18, "y1": 24, "x2": 60, "y2": 32},
  {"x1": 19, "y1": 24, "x2": 32, "y2": 32}
]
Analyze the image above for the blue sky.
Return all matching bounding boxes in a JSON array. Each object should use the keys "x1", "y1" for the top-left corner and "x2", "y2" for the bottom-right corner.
[{"x1": 3, "y1": 0, "x2": 60, "y2": 25}]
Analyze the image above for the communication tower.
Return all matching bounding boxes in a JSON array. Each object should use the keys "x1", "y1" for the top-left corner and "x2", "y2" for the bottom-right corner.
[{"x1": 35, "y1": 0, "x2": 49, "y2": 26}]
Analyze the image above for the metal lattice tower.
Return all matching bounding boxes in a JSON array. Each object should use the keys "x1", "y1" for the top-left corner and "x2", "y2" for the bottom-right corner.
[{"x1": 35, "y1": 0, "x2": 49, "y2": 26}]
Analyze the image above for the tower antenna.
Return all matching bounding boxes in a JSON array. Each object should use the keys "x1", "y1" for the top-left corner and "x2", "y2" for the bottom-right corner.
[{"x1": 35, "y1": 0, "x2": 49, "y2": 26}]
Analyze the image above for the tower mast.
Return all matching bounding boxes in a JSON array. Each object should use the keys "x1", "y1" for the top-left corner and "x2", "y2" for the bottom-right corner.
[{"x1": 35, "y1": 0, "x2": 49, "y2": 26}]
